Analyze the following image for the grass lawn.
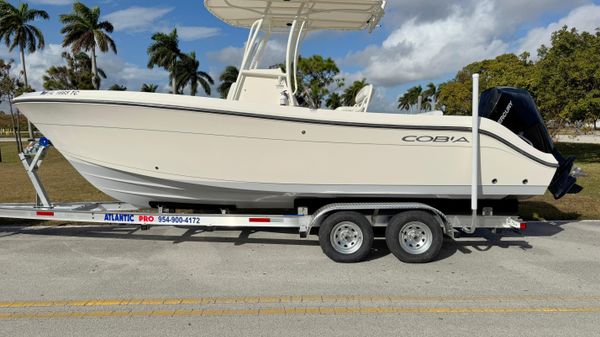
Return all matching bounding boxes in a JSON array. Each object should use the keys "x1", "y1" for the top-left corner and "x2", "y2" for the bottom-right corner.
[
  {"x1": 0, "y1": 142, "x2": 110, "y2": 204},
  {"x1": 0, "y1": 141, "x2": 599, "y2": 221},
  {"x1": 519, "y1": 143, "x2": 600, "y2": 220}
]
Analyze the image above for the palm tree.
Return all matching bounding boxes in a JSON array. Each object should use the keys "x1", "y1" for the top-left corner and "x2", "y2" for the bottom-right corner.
[
  {"x1": 408, "y1": 85, "x2": 423, "y2": 106},
  {"x1": 0, "y1": 2, "x2": 48, "y2": 89},
  {"x1": 0, "y1": 1, "x2": 49, "y2": 138},
  {"x1": 326, "y1": 92, "x2": 342, "y2": 110},
  {"x1": 397, "y1": 93, "x2": 411, "y2": 111},
  {"x1": 341, "y1": 79, "x2": 368, "y2": 106},
  {"x1": 218, "y1": 65, "x2": 238, "y2": 99},
  {"x1": 398, "y1": 85, "x2": 425, "y2": 112},
  {"x1": 43, "y1": 51, "x2": 106, "y2": 90},
  {"x1": 407, "y1": 85, "x2": 424, "y2": 112},
  {"x1": 60, "y1": 1, "x2": 116, "y2": 90},
  {"x1": 108, "y1": 84, "x2": 126, "y2": 91},
  {"x1": 175, "y1": 51, "x2": 213, "y2": 96},
  {"x1": 71, "y1": 51, "x2": 106, "y2": 79},
  {"x1": 147, "y1": 29, "x2": 181, "y2": 94},
  {"x1": 140, "y1": 83, "x2": 158, "y2": 92},
  {"x1": 422, "y1": 82, "x2": 439, "y2": 111}
]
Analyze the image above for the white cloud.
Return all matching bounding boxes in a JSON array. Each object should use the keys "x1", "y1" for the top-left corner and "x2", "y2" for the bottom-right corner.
[
  {"x1": 97, "y1": 53, "x2": 169, "y2": 91},
  {"x1": 104, "y1": 7, "x2": 173, "y2": 32},
  {"x1": 518, "y1": 4, "x2": 600, "y2": 56},
  {"x1": 176, "y1": 26, "x2": 221, "y2": 41},
  {"x1": 207, "y1": 38, "x2": 287, "y2": 68},
  {"x1": 207, "y1": 46, "x2": 243, "y2": 66},
  {"x1": 12, "y1": 44, "x2": 66, "y2": 90},
  {"x1": 344, "y1": 1, "x2": 508, "y2": 87},
  {"x1": 0, "y1": 47, "x2": 10, "y2": 59},
  {"x1": 4, "y1": 43, "x2": 170, "y2": 92},
  {"x1": 368, "y1": 87, "x2": 397, "y2": 113},
  {"x1": 381, "y1": 0, "x2": 587, "y2": 30},
  {"x1": 339, "y1": 0, "x2": 593, "y2": 89}
]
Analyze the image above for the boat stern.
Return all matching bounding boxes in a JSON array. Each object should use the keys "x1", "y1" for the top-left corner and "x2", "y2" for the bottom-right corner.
[{"x1": 479, "y1": 87, "x2": 582, "y2": 199}]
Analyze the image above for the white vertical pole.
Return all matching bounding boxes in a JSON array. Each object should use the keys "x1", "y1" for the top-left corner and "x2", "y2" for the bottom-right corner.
[
  {"x1": 292, "y1": 20, "x2": 306, "y2": 95},
  {"x1": 285, "y1": 19, "x2": 298, "y2": 98},
  {"x1": 471, "y1": 74, "x2": 480, "y2": 225},
  {"x1": 233, "y1": 19, "x2": 263, "y2": 100},
  {"x1": 417, "y1": 95, "x2": 422, "y2": 113}
]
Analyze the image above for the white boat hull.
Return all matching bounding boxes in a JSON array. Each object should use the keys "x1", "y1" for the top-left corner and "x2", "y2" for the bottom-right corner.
[{"x1": 14, "y1": 91, "x2": 559, "y2": 209}]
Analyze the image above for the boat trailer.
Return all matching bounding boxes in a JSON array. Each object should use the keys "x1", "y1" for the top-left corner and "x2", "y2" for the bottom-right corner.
[{"x1": 0, "y1": 75, "x2": 526, "y2": 263}]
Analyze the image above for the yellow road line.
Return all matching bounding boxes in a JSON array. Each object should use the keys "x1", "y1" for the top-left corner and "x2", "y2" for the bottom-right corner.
[
  {"x1": 1, "y1": 306, "x2": 600, "y2": 319},
  {"x1": 1, "y1": 295, "x2": 600, "y2": 309}
]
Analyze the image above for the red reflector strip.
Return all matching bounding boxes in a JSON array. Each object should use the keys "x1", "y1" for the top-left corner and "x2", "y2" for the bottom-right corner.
[
  {"x1": 249, "y1": 218, "x2": 271, "y2": 223},
  {"x1": 520, "y1": 222, "x2": 527, "y2": 231},
  {"x1": 36, "y1": 211, "x2": 54, "y2": 217}
]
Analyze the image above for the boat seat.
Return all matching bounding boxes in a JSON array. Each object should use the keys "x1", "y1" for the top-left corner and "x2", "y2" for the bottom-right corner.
[
  {"x1": 335, "y1": 84, "x2": 373, "y2": 112},
  {"x1": 231, "y1": 68, "x2": 290, "y2": 105},
  {"x1": 227, "y1": 82, "x2": 238, "y2": 100}
]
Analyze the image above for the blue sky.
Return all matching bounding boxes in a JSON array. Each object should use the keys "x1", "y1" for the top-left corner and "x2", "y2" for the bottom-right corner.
[{"x1": 2, "y1": 0, "x2": 600, "y2": 112}]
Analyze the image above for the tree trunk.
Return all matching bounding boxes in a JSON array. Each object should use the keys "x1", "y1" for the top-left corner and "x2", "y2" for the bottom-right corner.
[
  {"x1": 20, "y1": 46, "x2": 34, "y2": 139},
  {"x1": 172, "y1": 59, "x2": 177, "y2": 95},
  {"x1": 20, "y1": 46, "x2": 28, "y2": 87},
  {"x1": 91, "y1": 46, "x2": 99, "y2": 90}
]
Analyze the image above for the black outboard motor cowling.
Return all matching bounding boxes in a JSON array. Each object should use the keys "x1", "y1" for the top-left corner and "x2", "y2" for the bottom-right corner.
[{"x1": 478, "y1": 87, "x2": 582, "y2": 199}]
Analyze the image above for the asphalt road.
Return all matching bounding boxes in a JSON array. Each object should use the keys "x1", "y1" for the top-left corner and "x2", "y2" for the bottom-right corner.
[{"x1": 1, "y1": 221, "x2": 599, "y2": 336}]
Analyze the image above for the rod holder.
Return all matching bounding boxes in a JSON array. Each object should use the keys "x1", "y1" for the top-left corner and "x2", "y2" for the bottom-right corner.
[{"x1": 471, "y1": 74, "x2": 480, "y2": 227}]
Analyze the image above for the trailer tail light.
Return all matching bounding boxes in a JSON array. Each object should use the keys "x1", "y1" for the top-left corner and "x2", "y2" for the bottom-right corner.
[
  {"x1": 249, "y1": 217, "x2": 270, "y2": 223},
  {"x1": 36, "y1": 211, "x2": 54, "y2": 217},
  {"x1": 520, "y1": 222, "x2": 527, "y2": 231}
]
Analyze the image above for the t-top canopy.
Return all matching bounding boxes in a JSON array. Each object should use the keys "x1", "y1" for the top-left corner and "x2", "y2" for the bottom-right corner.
[{"x1": 204, "y1": 0, "x2": 386, "y2": 32}]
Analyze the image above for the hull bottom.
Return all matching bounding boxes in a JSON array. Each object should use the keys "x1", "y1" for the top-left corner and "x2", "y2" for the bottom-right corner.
[{"x1": 68, "y1": 157, "x2": 543, "y2": 210}]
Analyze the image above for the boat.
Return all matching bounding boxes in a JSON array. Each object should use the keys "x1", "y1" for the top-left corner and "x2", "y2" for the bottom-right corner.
[{"x1": 12, "y1": 0, "x2": 580, "y2": 210}]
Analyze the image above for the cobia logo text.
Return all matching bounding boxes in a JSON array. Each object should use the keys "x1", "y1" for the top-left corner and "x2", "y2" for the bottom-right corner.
[{"x1": 402, "y1": 136, "x2": 469, "y2": 143}]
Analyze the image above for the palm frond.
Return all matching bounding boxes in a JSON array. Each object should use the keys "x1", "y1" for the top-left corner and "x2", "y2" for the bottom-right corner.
[
  {"x1": 197, "y1": 77, "x2": 211, "y2": 96},
  {"x1": 97, "y1": 20, "x2": 114, "y2": 33},
  {"x1": 25, "y1": 8, "x2": 49, "y2": 21},
  {"x1": 28, "y1": 25, "x2": 45, "y2": 50},
  {"x1": 197, "y1": 71, "x2": 214, "y2": 85},
  {"x1": 104, "y1": 33, "x2": 116, "y2": 53}
]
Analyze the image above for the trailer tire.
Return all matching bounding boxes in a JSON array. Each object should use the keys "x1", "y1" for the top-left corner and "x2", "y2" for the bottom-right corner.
[
  {"x1": 385, "y1": 211, "x2": 443, "y2": 263},
  {"x1": 319, "y1": 211, "x2": 373, "y2": 263}
]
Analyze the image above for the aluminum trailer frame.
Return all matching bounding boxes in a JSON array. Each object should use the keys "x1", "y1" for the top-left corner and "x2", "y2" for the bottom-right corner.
[{"x1": 0, "y1": 200, "x2": 524, "y2": 236}]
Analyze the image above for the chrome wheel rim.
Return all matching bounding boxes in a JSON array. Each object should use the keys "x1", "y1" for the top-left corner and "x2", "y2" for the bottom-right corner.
[
  {"x1": 399, "y1": 221, "x2": 433, "y2": 255},
  {"x1": 330, "y1": 221, "x2": 363, "y2": 254}
]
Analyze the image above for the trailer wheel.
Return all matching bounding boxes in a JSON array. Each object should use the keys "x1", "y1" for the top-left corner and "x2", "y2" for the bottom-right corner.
[
  {"x1": 319, "y1": 211, "x2": 373, "y2": 263},
  {"x1": 385, "y1": 211, "x2": 443, "y2": 263}
]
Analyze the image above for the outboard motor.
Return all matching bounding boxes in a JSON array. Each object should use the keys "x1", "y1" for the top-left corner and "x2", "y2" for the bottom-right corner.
[{"x1": 479, "y1": 87, "x2": 582, "y2": 199}]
